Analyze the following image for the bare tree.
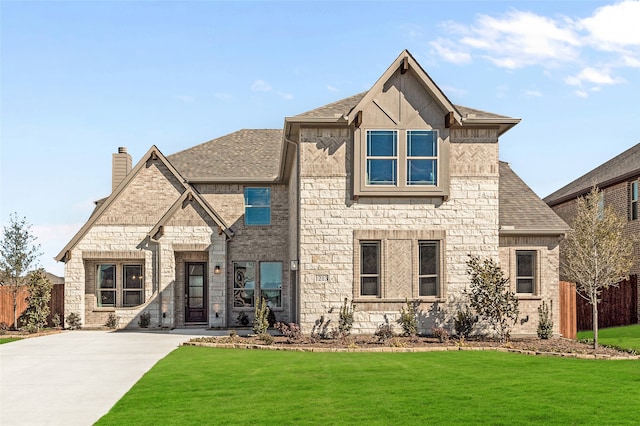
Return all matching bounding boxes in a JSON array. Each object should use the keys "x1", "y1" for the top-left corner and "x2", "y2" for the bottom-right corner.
[
  {"x1": 562, "y1": 187, "x2": 633, "y2": 349},
  {"x1": 0, "y1": 213, "x2": 41, "y2": 329}
]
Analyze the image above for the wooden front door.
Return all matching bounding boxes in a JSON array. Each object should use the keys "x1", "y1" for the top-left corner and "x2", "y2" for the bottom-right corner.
[{"x1": 185, "y1": 262, "x2": 207, "y2": 323}]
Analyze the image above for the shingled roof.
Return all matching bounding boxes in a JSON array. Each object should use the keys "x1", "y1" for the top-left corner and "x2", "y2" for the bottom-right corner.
[
  {"x1": 168, "y1": 129, "x2": 284, "y2": 182},
  {"x1": 499, "y1": 161, "x2": 569, "y2": 235},
  {"x1": 294, "y1": 92, "x2": 514, "y2": 122},
  {"x1": 544, "y1": 143, "x2": 640, "y2": 206}
]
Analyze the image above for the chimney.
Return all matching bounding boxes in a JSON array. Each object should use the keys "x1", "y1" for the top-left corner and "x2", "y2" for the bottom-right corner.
[{"x1": 112, "y1": 147, "x2": 132, "y2": 191}]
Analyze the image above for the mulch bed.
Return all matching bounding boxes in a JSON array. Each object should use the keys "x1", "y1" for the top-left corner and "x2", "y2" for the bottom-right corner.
[{"x1": 185, "y1": 334, "x2": 639, "y2": 360}]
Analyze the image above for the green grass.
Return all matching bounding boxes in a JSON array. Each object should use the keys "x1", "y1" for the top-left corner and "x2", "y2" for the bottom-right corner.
[
  {"x1": 577, "y1": 324, "x2": 640, "y2": 352},
  {"x1": 97, "y1": 347, "x2": 640, "y2": 425},
  {"x1": 0, "y1": 337, "x2": 21, "y2": 344}
]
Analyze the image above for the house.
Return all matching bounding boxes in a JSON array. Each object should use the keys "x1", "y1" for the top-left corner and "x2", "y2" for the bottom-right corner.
[
  {"x1": 544, "y1": 143, "x2": 640, "y2": 321},
  {"x1": 56, "y1": 50, "x2": 568, "y2": 335}
]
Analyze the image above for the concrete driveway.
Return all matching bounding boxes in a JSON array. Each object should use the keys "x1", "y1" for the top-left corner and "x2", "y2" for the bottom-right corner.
[{"x1": 0, "y1": 330, "x2": 220, "y2": 426}]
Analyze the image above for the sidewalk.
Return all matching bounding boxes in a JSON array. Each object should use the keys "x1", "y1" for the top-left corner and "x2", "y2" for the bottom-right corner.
[{"x1": 0, "y1": 330, "x2": 219, "y2": 426}]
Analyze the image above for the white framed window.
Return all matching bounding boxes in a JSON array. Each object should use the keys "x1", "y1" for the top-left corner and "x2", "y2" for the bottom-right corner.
[
  {"x1": 516, "y1": 251, "x2": 536, "y2": 294},
  {"x1": 356, "y1": 129, "x2": 448, "y2": 197},
  {"x1": 244, "y1": 187, "x2": 271, "y2": 226},
  {"x1": 418, "y1": 241, "x2": 439, "y2": 296},
  {"x1": 631, "y1": 181, "x2": 638, "y2": 221},
  {"x1": 97, "y1": 263, "x2": 144, "y2": 308},
  {"x1": 360, "y1": 241, "x2": 381, "y2": 296}
]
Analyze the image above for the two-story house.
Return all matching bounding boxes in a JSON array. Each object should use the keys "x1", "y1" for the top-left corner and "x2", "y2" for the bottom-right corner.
[
  {"x1": 56, "y1": 50, "x2": 568, "y2": 336},
  {"x1": 544, "y1": 143, "x2": 640, "y2": 321}
]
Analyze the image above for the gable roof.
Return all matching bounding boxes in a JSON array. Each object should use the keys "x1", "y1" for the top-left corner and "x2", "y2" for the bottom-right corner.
[
  {"x1": 55, "y1": 146, "x2": 231, "y2": 262},
  {"x1": 168, "y1": 129, "x2": 284, "y2": 182},
  {"x1": 544, "y1": 143, "x2": 640, "y2": 206},
  {"x1": 289, "y1": 50, "x2": 519, "y2": 134},
  {"x1": 499, "y1": 161, "x2": 569, "y2": 235}
]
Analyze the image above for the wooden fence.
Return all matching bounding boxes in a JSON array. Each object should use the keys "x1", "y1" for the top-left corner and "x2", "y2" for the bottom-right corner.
[
  {"x1": 559, "y1": 281, "x2": 577, "y2": 339},
  {"x1": 575, "y1": 275, "x2": 638, "y2": 331},
  {"x1": 0, "y1": 284, "x2": 65, "y2": 328}
]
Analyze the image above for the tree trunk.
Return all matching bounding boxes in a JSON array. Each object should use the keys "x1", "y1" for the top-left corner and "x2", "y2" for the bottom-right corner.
[
  {"x1": 592, "y1": 300, "x2": 599, "y2": 350},
  {"x1": 12, "y1": 289, "x2": 18, "y2": 330}
]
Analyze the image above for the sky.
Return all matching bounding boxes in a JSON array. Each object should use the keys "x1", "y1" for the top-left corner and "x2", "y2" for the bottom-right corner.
[{"x1": 1, "y1": 0, "x2": 639, "y2": 276}]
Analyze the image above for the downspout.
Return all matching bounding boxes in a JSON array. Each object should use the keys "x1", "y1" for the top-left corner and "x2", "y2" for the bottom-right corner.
[{"x1": 285, "y1": 134, "x2": 301, "y2": 324}]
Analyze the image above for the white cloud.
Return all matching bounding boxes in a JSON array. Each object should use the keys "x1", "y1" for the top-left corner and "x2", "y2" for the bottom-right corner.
[
  {"x1": 580, "y1": 0, "x2": 640, "y2": 51},
  {"x1": 565, "y1": 66, "x2": 623, "y2": 86},
  {"x1": 574, "y1": 90, "x2": 589, "y2": 98},
  {"x1": 326, "y1": 85, "x2": 339, "y2": 93},
  {"x1": 251, "y1": 80, "x2": 272, "y2": 92},
  {"x1": 175, "y1": 95, "x2": 195, "y2": 103},
  {"x1": 524, "y1": 89, "x2": 543, "y2": 97},
  {"x1": 277, "y1": 91, "x2": 293, "y2": 100},
  {"x1": 429, "y1": 39, "x2": 472, "y2": 64},
  {"x1": 215, "y1": 93, "x2": 233, "y2": 100}
]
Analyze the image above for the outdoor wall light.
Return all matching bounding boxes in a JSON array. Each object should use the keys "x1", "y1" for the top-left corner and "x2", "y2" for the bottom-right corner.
[{"x1": 214, "y1": 265, "x2": 221, "y2": 275}]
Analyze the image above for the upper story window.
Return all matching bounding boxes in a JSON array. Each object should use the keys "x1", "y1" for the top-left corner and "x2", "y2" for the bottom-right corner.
[
  {"x1": 407, "y1": 131, "x2": 437, "y2": 186},
  {"x1": 244, "y1": 187, "x2": 271, "y2": 226},
  {"x1": 631, "y1": 181, "x2": 638, "y2": 221},
  {"x1": 356, "y1": 129, "x2": 449, "y2": 198}
]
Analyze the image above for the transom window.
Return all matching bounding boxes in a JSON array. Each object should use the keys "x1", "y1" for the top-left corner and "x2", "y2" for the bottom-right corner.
[
  {"x1": 365, "y1": 130, "x2": 438, "y2": 188},
  {"x1": 244, "y1": 187, "x2": 271, "y2": 226},
  {"x1": 233, "y1": 261, "x2": 282, "y2": 308},
  {"x1": 516, "y1": 251, "x2": 536, "y2": 294},
  {"x1": 360, "y1": 241, "x2": 380, "y2": 296},
  {"x1": 418, "y1": 241, "x2": 439, "y2": 296},
  {"x1": 631, "y1": 181, "x2": 638, "y2": 221},
  {"x1": 97, "y1": 263, "x2": 144, "y2": 308}
]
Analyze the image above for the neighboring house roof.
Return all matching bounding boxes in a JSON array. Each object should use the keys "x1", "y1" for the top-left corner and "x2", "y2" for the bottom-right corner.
[
  {"x1": 499, "y1": 161, "x2": 569, "y2": 235},
  {"x1": 168, "y1": 129, "x2": 284, "y2": 182},
  {"x1": 544, "y1": 143, "x2": 640, "y2": 206},
  {"x1": 55, "y1": 146, "x2": 232, "y2": 262},
  {"x1": 44, "y1": 272, "x2": 64, "y2": 285}
]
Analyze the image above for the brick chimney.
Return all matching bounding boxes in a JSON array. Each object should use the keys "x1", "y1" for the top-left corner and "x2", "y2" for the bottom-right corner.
[{"x1": 112, "y1": 147, "x2": 132, "y2": 191}]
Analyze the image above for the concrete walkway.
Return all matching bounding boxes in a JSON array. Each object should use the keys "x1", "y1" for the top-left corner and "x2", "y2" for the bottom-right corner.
[{"x1": 0, "y1": 329, "x2": 224, "y2": 426}]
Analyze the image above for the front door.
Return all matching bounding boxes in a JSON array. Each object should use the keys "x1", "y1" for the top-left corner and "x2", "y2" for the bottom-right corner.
[{"x1": 185, "y1": 262, "x2": 207, "y2": 323}]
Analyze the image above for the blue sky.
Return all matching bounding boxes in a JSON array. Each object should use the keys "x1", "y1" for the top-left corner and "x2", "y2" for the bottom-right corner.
[{"x1": 2, "y1": 0, "x2": 639, "y2": 276}]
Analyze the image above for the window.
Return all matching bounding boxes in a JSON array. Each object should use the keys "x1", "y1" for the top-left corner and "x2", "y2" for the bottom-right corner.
[
  {"x1": 233, "y1": 261, "x2": 283, "y2": 308},
  {"x1": 366, "y1": 131, "x2": 397, "y2": 185},
  {"x1": 96, "y1": 263, "x2": 144, "y2": 308},
  {"x1": 244, "y1": 188, "x2": 271, "y2": 225},
  {"x1": 418, "y1": 241, "x2": 439, "y2": 296},
  {"x1": 356, "y1": 129, "x2": 447, "y2": 197},
  {"x1": 123, "y1": 265, "x2": 143, "y2": 307},
  {"x1": 360, "y1": 241, "x2": 380, "y2": 296},
  {"x1": 260, "y1": 262, "x2": 282, "y2": 308},
  {"x1": 407, "y1": 131, "x2": 437, "y2": 185},
  {"x1": 516, "y1": 251, "x2": 536, "y2": 294},
  {"x1": 631, "y1": 181, "x2": 638, "y2": 221},
  {"x1": 234, "y1": 262, "x2": 256, "y2": 307}
]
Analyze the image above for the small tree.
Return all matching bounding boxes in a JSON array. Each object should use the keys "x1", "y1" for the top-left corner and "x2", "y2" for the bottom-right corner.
[
  {"x1": 562, "y1": 187, "x2": 633, "y2": 349},
  {"x1": 253, "y1": 297, "x2": 270, "y2": 335},
  {"x1": 338, "y1": 298, "x2": 355, "y2": 338},
  {"x1": 466, "y1": 255, "x2": 519, "y2": 342},
  {"x1": 23, "y1": 269, "x2": 53, "y2": 333},
  {"x1": 0, "y1": 214, "x2": 41, "y2": 329}
]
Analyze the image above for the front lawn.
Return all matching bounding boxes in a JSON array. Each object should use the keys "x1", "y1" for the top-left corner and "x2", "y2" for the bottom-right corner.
[
  {"x1": 0, "y1": 337, "x2": 21, "y2": 344},
  {"x1": 97, "y1": 347, "x2": 640, "y2": 425},
  {"x1": 577, "y1": 324, "x2": 640, "y2": 352}
]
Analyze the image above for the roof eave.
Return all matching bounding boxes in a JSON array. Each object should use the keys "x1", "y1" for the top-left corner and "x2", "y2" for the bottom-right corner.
[
  {"x1": 284, "y1": 115, "x2": 348, "y2": 124},
  {"x1": 499, "y1": 228, "x2": 568, "y2": 236},
  {"x1": 545, "y1": 167, "x2": 640, "y2": 206},
  {"x1": 185, "y1": 175, "x2": 282, "y2": 184},
  {"x1": 461, "y1": 118, "x2": 521, "y2": 136}
]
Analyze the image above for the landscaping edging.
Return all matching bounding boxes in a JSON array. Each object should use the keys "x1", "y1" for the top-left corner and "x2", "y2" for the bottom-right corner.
[{"x1": 182, "y1": 341, "x2": 640, "y2": 360}]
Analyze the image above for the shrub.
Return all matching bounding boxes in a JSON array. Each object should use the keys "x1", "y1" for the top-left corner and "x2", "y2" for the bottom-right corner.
[
  {"x1": 311, "y1": 315, "x2": 331, "y2": 342},
  {"x1": 454, "y1": 307, "x2": 477, "y2": 338},
  {"x1": 23, "y1": 269, "x2": 53, "y2": 333},
  {"x1": 253, "y1": 298, "x2": 270, "y2": 335},
  {"x1": 0, "y1": 321, "x2": 8, "y2": 335},
  {"x1": 275, "y1": 322, "x2": 302, "y2": 343},
  {"x1": 66, "y1": 312, "x2": 82, "y2": 330},
  {"x1": 258, "y1": 333, "x2": 274, "y2": 345},
  {"x1": 338, "y1": 298, "x2": 355, "y2": 338},
  {"x1": 236, "y1": 311, "x2": 249, "y2": 327},
  {"x1": 51, "y1": 314, "x2": 61, "y2": 329},
  {"x1": 398, "y1": 299, "x2": 419, "y2": 336},
  {"x1": 537, "y1": 300, "x2": 554, "y2": 340},
  {"x1": 106, "y1": 313, "x2": 118, "y2": 329},
  {"x1": 466, "y1": 255, "x2": 519, "y2": 342},
  {"x1": 374, "y1": 319, "x2": 395, "y2": 343},
  {"x1": 432, "y1": 327, "x2": 450, "y2": 343},
  {"x1": 138, "y1": 312, "x2": 151, "y2": 328}
]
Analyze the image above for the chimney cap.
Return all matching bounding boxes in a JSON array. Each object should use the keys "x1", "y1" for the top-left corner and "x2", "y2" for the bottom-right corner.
[{"x1": 118, "y1": 147, "x2": 128, "y2": 154}]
